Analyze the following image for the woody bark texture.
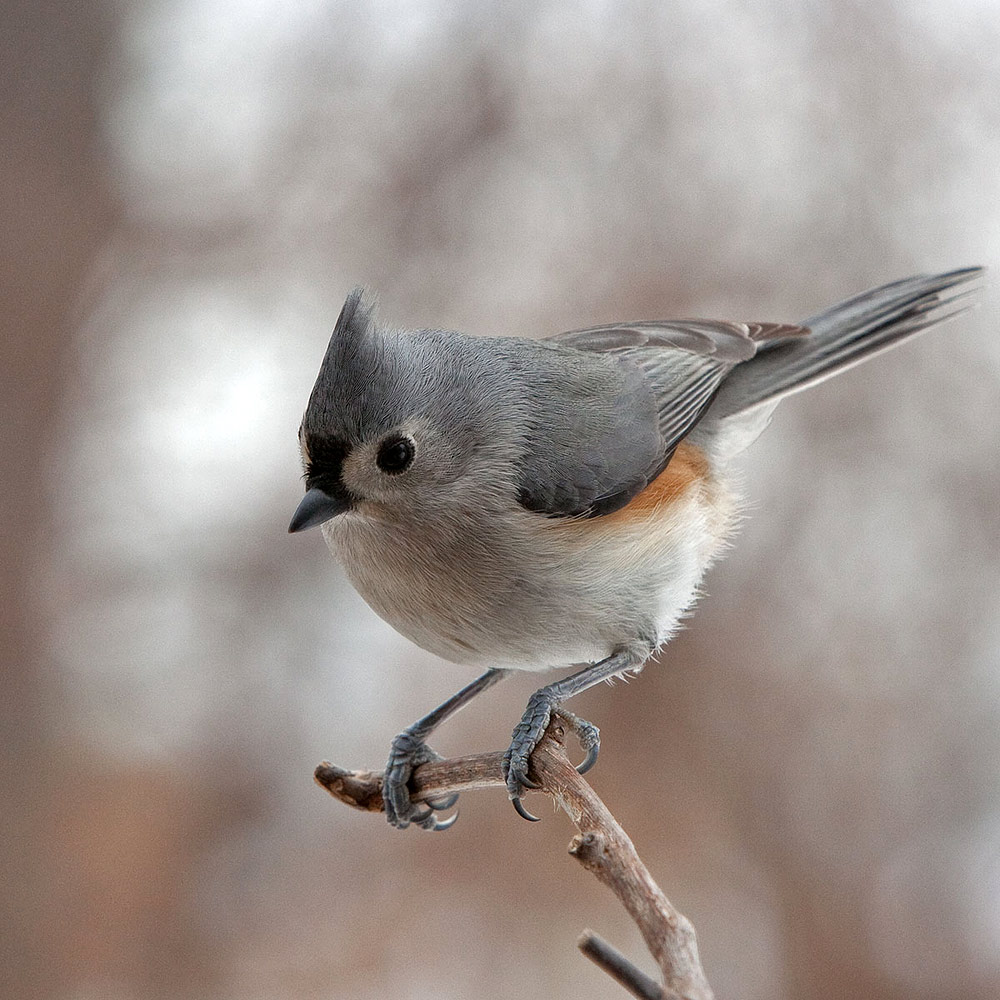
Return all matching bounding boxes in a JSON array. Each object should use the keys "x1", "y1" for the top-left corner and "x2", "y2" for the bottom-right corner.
[{"x1": 314, "y1": 715, "x2": 714, "y2": 1000}]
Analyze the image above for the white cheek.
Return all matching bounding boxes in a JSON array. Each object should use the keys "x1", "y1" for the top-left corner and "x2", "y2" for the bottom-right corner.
[{"x1": 340, "y1": 448, "x2": 377, "y2": 496}]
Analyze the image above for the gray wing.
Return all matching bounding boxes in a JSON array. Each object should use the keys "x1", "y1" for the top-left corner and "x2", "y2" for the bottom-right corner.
[
  {"x1": 515, "y1": 320, "x2": 806, "y2": 519},
  {"x1": 510, "y1": 339, "x2": 666, "y2": 518},
  {"x1": 547, "y1": 319, "x2": 806, "y2": 457}
]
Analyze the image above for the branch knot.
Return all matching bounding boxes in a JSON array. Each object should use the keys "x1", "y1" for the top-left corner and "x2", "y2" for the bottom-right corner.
[{"x1": 569, "y1": 830, "x2": 609, "y2": 872}]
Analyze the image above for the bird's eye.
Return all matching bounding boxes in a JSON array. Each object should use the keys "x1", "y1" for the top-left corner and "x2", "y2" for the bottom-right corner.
[{"x1": 376, "y1": 435, "x2": 415, "y2": 474}]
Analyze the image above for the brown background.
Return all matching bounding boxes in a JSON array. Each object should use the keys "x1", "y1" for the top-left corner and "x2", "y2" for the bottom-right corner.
[{"x1": 3, "y1": 2, "x2": 999, "y2": 998}]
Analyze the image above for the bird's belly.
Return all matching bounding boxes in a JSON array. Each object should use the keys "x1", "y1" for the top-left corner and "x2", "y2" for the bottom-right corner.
[{"x1": 326, "y1": 468, "x2": 736, "y2": 671}]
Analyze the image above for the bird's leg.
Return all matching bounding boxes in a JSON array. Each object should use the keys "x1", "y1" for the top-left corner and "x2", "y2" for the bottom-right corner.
[
  {"x1": 502, "y1": 643, "x2": 653, "y2": 821},
  {"x1": 384, "y1": 667, "x2": 509, "y2": 831}
]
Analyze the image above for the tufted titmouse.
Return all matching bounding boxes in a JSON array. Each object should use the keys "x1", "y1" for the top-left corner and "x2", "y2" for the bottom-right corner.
[{"x1": 289, "y1": 268, "x2": 982, "y2": 829}]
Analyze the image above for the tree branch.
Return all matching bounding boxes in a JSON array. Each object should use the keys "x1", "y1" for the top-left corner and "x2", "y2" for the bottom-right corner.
[
  {"x1": 578, "y1": 929, "x2": 669, "y2": 1000},
  {"x1": 314, "y1": 715, "x2": 714, "y2": 1000}
]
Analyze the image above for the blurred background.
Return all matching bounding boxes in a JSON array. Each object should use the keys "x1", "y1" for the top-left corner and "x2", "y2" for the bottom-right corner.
[{"x1": 3, "y1": 2, "x2": 999, "y2": 998}]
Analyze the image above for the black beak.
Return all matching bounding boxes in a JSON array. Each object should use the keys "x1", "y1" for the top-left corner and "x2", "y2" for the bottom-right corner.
[{"x1": 288, "y1": 487, "x2": 351, "y2": 533}]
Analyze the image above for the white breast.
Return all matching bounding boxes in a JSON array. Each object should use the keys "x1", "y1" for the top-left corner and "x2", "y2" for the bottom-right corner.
[{"x1": 324, "y1": 467, "x2": 738, "y2": 672}]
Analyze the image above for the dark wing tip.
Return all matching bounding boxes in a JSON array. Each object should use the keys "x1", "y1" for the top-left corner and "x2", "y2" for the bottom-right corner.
[{"x1": 941, "y1": 265, "x2": 986, "y2": 282}]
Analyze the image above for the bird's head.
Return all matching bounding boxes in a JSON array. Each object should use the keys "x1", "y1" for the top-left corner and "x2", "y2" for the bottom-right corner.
[{"x1": 289, "y1": 289, "x2": 504, "y2": 533}]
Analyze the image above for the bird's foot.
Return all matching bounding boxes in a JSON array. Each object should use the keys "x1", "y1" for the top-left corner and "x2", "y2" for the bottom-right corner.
[
  {"x1": 557, "y1": 709, "x2": 601, "y2": 775},
  {"x1": 383, "y1": 730, "x2": 459, "y2": 831},
  {"x1": 501, "y1": 694, "x2": 601, "y2": 821}
]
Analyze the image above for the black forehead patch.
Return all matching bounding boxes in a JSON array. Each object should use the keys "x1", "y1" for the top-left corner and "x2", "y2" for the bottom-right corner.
[{"x1": 303, "y1": 433, "x2": 351, "y2": 490}]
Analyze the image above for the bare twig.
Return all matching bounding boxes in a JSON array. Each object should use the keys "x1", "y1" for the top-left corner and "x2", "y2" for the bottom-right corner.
[
  {"x1": 578, "y1": 929, "x2": 668, "y2": 1000},
  {"x1": 314, "y1": 715, "x2": 714, "y2": 1000}
]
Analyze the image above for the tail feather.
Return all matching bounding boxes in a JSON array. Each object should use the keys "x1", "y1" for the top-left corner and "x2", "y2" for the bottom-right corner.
[{"x1": 707, "y1": 267, "x2": 984, "y2": 420}]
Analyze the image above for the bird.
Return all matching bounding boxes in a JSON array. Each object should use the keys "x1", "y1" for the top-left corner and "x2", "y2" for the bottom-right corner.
[{"x1": 289, "y1": 267, "x2": 983, "y2": 830}]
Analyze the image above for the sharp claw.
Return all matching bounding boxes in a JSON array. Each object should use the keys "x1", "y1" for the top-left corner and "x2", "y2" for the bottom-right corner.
[
  {"x1": 430, "y1": 811, "x2": 459, "y2": 832},
  {"x1": 384, "y1": 732, "x2": 455, "y2": 831},
  {"x1": 576, "y1": 743, "x2": 600, "y2": 775},
  {"x1": 511, "y1": 796, "x2": 541, "y2": 822},
  {"x1": 518, "y1": 772, "x2": 541, "y2": 789},
  {"x1": 426, "y1": 792, "x2": 459, "y2": 811}
]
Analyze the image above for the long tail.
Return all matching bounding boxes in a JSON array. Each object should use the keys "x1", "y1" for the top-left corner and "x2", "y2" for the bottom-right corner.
[{"x1": 707, "y1": 267, "x2": 984, "y2": 420}]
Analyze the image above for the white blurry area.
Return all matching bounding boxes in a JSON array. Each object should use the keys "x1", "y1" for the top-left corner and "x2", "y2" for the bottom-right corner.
[{"x1": 30, "y1": 1, "x2": 1000, "y2": 999}]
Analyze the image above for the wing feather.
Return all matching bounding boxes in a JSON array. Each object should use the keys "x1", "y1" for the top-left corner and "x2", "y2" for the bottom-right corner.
[
  {"x1": 514, "y1": 319, "x2": 807, "y2": 518},
  {"x1": 546, "y1": 318, "x2": 806, "y2": 464}
]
